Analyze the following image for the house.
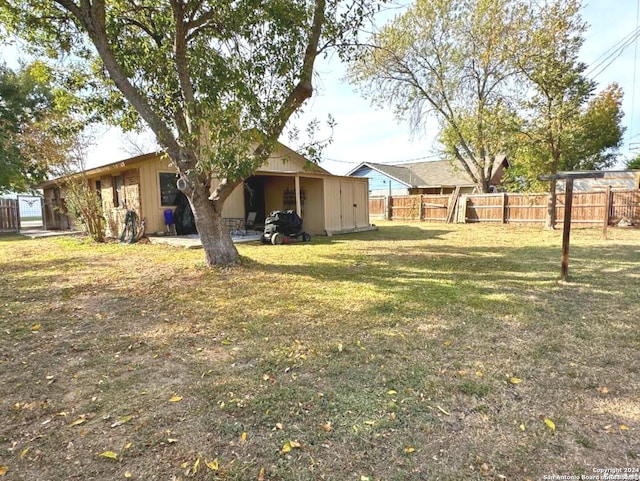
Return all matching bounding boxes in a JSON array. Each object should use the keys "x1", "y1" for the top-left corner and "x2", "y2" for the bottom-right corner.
[
  {"x1": 347, "y1": 157, "x2": 509, "y2": 195},
  {"x1": 37, "y1": 143, "x2": 372, "y2": 237},
  {"x1": 555, "y1": 169, "x2": 640, "y2": 192}
]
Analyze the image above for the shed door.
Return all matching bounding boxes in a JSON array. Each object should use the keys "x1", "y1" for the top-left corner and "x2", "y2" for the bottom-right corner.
[
  {"x1": 341, "y1": 180, "x2": 355, "y2": 230},
  {"x1": 354, "y1": 181, "x2": 368, "y2": 228}
]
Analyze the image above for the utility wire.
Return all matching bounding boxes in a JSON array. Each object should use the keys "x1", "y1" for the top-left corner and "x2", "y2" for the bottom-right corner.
[
  {"x1": 629, "y1": 0, "x2": 640, "y2": 150},
  {"x1": 587, "y1": 26, "x2": 640, "y2": 79}
]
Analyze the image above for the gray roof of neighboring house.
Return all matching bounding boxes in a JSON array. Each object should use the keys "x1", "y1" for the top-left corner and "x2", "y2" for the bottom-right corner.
[{"x1": 350, "y1": 156, "x2": 508, "y2": 188}]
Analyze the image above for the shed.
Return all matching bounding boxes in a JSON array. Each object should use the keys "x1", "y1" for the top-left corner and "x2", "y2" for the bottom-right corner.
[{"x1": 37, "y1": 143, "x2": 373, "y2": 237}]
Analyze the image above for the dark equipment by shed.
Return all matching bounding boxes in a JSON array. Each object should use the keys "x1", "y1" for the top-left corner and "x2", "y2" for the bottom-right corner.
[{"x1": 538, "y1": 171, "x2": 606, "y2": 280}]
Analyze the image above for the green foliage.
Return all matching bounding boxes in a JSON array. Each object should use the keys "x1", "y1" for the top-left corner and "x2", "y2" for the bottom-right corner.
[
  {"x1": 351, "y1": 0, "x2": 529, "y2": 192},
  {"x1": 626, "y1": 155, "x2": 640, "y2": 170},
  {"x1": 352, "y1": 0, "x2": 625, "y2": 194},
  {"x1": 513, "y1": 0, "x2": 623, "y2": 190}
]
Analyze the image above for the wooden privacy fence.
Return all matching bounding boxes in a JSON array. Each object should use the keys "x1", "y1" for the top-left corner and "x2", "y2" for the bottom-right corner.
[
  {"x1": 370, "y1": 189, "x2": 640, "y2": 226},
  {"x1": 0, "y1": 198, "x2": 18, "y2": 232}
]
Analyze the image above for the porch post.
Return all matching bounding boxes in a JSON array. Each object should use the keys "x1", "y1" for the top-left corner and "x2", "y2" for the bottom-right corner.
[{"x1": 294, "y1": 175, "x2": 302, "y2": 217}]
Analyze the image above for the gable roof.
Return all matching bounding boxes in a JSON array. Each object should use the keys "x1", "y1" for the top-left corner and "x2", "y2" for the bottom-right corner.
[{"x1": 347, "y1": 156, "x2": 509, "y2": 188}]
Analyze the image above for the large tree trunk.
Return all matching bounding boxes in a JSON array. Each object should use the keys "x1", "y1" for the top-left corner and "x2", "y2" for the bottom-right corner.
[{"x1": 188, "y1": 182, "x2": 239, "y2": 266}]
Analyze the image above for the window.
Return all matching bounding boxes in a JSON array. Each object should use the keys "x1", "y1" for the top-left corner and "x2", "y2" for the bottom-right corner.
[
  {"x1": 113, "y1": 175, "x2": 124, "y2": 207},
  {"x1": 95, "y1": 180, "x2": 102, "y2": 201},
  {"x1": 159, "y1": 173, "x2": 180, "y2": 206}
]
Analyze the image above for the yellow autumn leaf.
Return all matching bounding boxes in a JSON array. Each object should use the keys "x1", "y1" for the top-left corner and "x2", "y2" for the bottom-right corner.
[
  {"x1": 192, "y1": 457, "x2": 200, "y2": 475},
  {"x1": 509, "y1": 377, "x2": 523, "y2": 385},
  {"x1": 387, "y1": 389, "x2": 397, "y2": 395},
  {"x1": 619, "y1": 424, "x2": 630, "y2": 431},
  {"x1": 258, "y1": 467, "x2": 266, "y2": 481},
  {"x1": 221, "y1": 338, "x2": 232, "y2": 345},
  {"x1": 124, "y1": 443, "x2": 132, "y2": 450},
  {"x1": 169, "y1": 395, "x2": 183, "y2": 402},
  {"x1": 180, "y1": 461, "x2": 190, "y2": 469},
  {"x1": 0, "y1": 466, "x2": 7, "y2": 476},
  {"x1": 205, "y1": 458, "x2": 219, "y2": 471},
  {"x1": 99, "y1": 451, "x2": 118, "y2": 460},
  {"x1": 281, "y1": 441, "x2": 292, "y2": 453},
  {"x1": 404, "y1": 446, "x2": 416, "y2": 454},
  {"x1": 275, "y1": 422, "x2": 284, "y2": 430},
  {"x1": 475, "y1": 370, "x2": 484, "y2": 377},
  {"x1": 289, "y1": 440, "x2": 301, "y2": 448},
  {"x1": 519, "y1": 423, "x2": 526, "y2": 431},
  {"x1": 69, "y1": 416, "x2": 86, "y2": 427},
  {"x1": 31, "y1": 323, "x2": 41, "y2": 332},
  {"x1": 443, "y1": 340, "x2": 452, "y2": 346},
  {"x1": 241, "y1": 432, "x2": 247, "y2": 443},
  {"x1": 124, "y1": 471, "x2": 132, "y2": 478},
  {"x1": 20, "y1": 447, "x2": 30, "y2": 459},
  {"x1": 360, "y1": 476, "x2": 371, "y2": 481},
  {"x1": 544, "y1": 418, "x2": 556, "y2": 432}
]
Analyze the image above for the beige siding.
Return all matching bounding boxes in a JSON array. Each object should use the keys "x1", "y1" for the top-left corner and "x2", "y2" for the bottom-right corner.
[
  {"x1": 261, "y1": 148, "x2": 309, "y2": 173},
  {"x1": 299, "y1": 177, "x2": 324, "y2": 234},
  {"x1": 264, "y1": 177, "x2": 296, "y2": 215},
  {"x1": 140, "y1": 155, "x2": 174, "y2": 233},
  {"x1": 323, "y1": 178, "x2": 342, "y2": 233},
  {"x1": 221, "y1": 186, "x2": 245, "y2": 219}
]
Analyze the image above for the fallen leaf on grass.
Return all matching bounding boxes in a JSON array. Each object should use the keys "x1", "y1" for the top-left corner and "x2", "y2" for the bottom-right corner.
[
  {"x1": 320, "y1": 422, "x2": 332, "y2": 432},
  {"x1": 20, "y1": 447, "x2": 29, "y2": 459},
  {"x1": 169, "y1": 395, "x2": 183, "y2": 402},
  {"x1": 597, "y1": 386, "x2": 610, "y2": 394},
  {"x1": 509, "y1": 377, "x2": 522, "y2": 385},
  {"x1": 0, "y1": 466, "x2": 7, "y2": 476},
  {"x1": 124, "y1": 471, "x2": 132, "y2": 478},
  {"x1": 436, "y1": 405, "x2": 450, "y2": 416},
  {"x1": 519, "y1": 423, "x2": 526, "y2": 432},
  {"x1": 258, "y1": 467, "x2": 266, "y2": 481},
  {"x1": 205, "y1": 458, "x2": 219, "y2": 471},
  {"x1": 619, "y1": 424, "x2": 630, "y2": 431},
  {"x1": 404, "y1": 446, "x2": 416, "y2": 454},
  {"x1": 99, "y1": 451, "x2": 118, "y2": 460},
  {"x1": 110, "y1": 415, "x2": 132, "y2": 428},
  {"x1": 69, "y1": 415, "x2": 87, "y2": 427},
  {"x1": 221, "y1": 338, "x2": 233, "y2": 345},
  {"x1": 387, "y1": 389, "x2": 397, "y2": 395},
  {"x1": 544, "y1": 418, "x2": 555, "y2": 432},
  {"x1": 31, "y1": 323, "x2": 40, "y2": 332},
  {"x1": 241, "y1": 432, "x2": 247, "y2": 443},
  {"x1": 281, "y1": 440, "x2": 301, "y2": 453}
]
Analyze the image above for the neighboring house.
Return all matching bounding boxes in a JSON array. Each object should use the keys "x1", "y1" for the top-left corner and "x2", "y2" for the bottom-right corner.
[
  {"x1": 37, "y1": 143, "x2": 372, "y2": 237},
  {"x1": 347, "y1": 157, "x2": 509, "y2": 195},
  {"x1": 555, "y1": 170, "x2": 640, "y2": 192}
]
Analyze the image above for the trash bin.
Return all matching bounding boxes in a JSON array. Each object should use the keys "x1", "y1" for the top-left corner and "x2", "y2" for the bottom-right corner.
[{"x1": 163, "y1": 209, "x2": 174, "y2": 234}]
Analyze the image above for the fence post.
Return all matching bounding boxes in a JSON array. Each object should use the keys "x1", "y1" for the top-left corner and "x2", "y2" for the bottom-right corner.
[
  {"x1": 602, "y1": 185, "x2": 612, "y2": 239},
  {"x1": 502, "y1": 192, "x2": 507, "y2": 224},
  {"x1": 15, "y1": 197, "x2": 21, "y2": 233},
  {"x1": 419, "y1": 194, "x2": 424, "y2": 221},
  {"x1": 387, "y1": 195, "x2": 393, "y2": 220}
]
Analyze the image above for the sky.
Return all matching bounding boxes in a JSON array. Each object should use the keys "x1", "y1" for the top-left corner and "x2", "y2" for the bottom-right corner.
[{"x1": 4, "y1": 0, "x2": 640, "y2": 175}]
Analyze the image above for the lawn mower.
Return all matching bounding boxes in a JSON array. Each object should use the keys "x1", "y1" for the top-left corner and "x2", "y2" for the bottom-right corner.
[{"x1": 261, "y1": 210, "x2": 311, "y2": 245}]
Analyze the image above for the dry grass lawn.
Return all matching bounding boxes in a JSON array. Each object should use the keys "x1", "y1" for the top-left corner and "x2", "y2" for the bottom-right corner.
[{"x1": 0, "y1": 222, "x2": 639, "y2": 481}]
